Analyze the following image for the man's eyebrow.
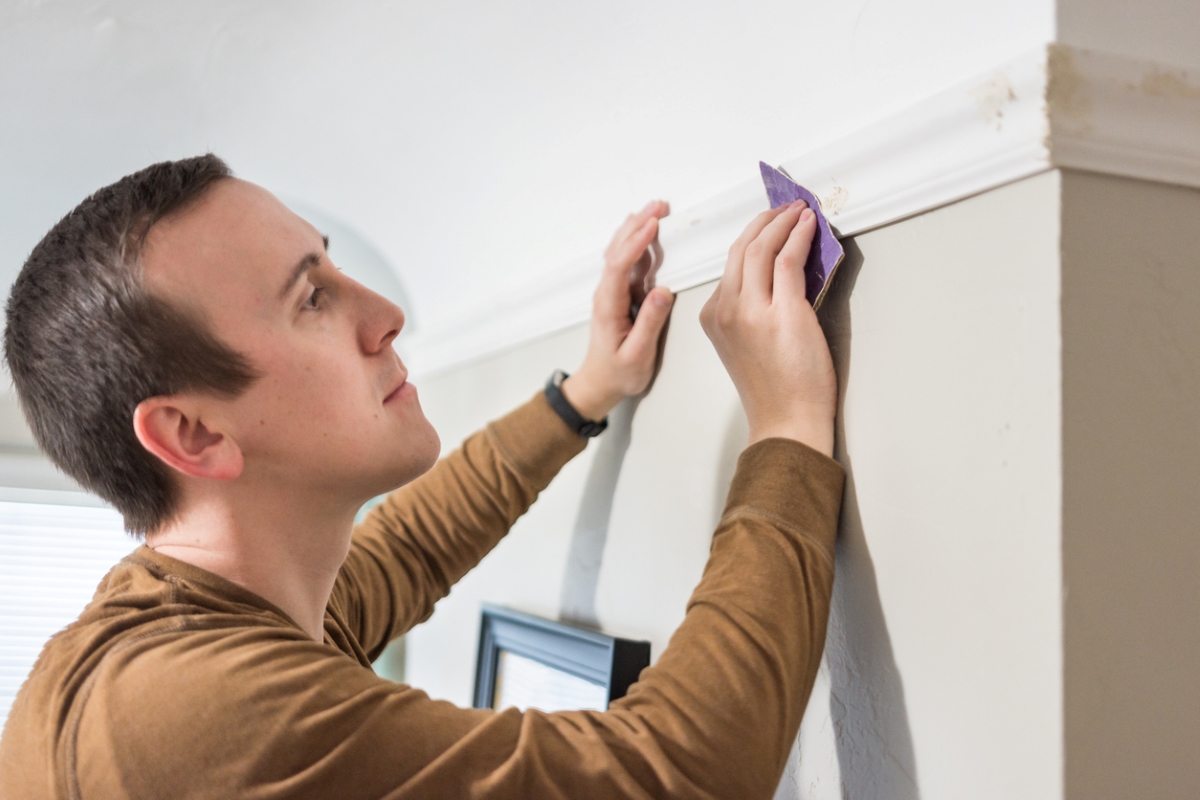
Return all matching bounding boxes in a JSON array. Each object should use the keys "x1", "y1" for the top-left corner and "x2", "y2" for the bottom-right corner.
[{"x1": 277, "y1": 235, "x2": 330, "y2": 301}]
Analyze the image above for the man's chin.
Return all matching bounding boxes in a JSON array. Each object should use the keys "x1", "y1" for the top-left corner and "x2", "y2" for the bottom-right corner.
[
  {"x1": 377, "y1": 424, "x2": 441, "y2": 493},
  {"x1": 413, "y1": 427, "x2": 441, "y2": 477}
]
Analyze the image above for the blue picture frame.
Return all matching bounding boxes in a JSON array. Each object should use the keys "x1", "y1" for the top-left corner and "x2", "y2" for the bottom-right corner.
[{"x1": 473, "y1": 604, "x2": 651, "y2": 711}]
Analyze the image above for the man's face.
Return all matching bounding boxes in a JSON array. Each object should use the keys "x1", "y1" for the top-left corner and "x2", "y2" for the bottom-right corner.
[{"x1": 141, "y1": 178, "x2": 439, "y2": 505}]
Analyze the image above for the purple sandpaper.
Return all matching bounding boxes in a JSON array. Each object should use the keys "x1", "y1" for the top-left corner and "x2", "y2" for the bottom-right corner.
[{"x1": 759, "y1": 161, "x2": 844, "y2": 309}]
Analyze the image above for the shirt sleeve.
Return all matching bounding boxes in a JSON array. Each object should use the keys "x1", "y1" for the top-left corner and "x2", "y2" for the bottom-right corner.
[
  {"x1": 76, "y1": 437, "x2": 843, "y2": 800},
  {"x1": 329, "y1": 391, "x2": 588, "y2": 659}
]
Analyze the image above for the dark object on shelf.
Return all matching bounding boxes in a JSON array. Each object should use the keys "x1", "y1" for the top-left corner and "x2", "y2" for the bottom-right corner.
[{"x1": 473, "y1": 604, "x2": 651, "y2": 712}]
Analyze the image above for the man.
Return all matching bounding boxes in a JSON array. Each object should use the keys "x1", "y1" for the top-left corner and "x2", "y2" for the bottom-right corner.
[{"x1": 0, "y1": 154, "x2": 842, "y2": 799}]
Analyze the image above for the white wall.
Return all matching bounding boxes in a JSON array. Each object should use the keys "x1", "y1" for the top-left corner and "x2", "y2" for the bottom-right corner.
[
  {"x1": 1, "y1": 0, "x2": 1053, "y2": 339},
  {"x1": 410, "y1": 172, "x2": 1064, "y2": 800}
]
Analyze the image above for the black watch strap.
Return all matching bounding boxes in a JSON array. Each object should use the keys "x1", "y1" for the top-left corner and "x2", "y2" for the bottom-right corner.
[{"x1": 544, "y1": 370, "x2": 608, "y2": 438}]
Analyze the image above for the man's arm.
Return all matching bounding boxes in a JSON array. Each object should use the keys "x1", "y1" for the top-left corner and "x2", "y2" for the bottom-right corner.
[
  {"x1": 331, "y1": 201, "x2": 676, "y2": 656},
  {"x1": 328, "y1": 199, "x2": 841, "y2": 798},
  {"x1": 78, "y1": 439, "x2": 840, "y2": 800},
  {"x1": 334, "y1": 393, "x2": 584, "y2": 657}
]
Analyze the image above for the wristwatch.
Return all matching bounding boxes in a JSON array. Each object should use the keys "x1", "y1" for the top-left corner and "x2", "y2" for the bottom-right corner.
[{"x1": 544, "y1": 369, "x2": 608, "y2": 438}]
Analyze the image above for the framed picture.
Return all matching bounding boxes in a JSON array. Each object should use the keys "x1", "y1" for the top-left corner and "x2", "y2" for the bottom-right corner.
[{"x1": 473, "y1": 604, "x2": 651, "y2": 713}]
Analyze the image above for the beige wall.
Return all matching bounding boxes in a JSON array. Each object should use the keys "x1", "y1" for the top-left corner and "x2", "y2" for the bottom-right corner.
[
  {"x1": 1061, "y1": 171, "x2": 1200, "y2": 799},
  {"x1": 1058, "y1": 0, "x2": 1200, "y2": 72},
  {"x1": 409, "y1": 171, "x2": 1065, "y2": 799}
]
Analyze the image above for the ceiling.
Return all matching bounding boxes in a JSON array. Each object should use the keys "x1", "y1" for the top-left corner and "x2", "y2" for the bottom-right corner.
[{"x1": 0, "y1": 0, "x2": 1051, "y2": 363}]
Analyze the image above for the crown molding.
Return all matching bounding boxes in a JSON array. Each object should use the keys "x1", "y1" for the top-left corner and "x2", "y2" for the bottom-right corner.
[{"x1": 409, "y1": 44, "x2": 1200, "y2": 376}]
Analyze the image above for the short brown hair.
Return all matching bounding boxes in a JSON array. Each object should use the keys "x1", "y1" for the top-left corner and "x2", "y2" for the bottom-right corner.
[{"x1": 4, "y1": 154, "x2": 260, "y2": 536}]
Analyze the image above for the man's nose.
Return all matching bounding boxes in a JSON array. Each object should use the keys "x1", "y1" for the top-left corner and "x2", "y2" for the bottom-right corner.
[{"x1": 356, "y1": 283, "x2": 405, "y2": 355}]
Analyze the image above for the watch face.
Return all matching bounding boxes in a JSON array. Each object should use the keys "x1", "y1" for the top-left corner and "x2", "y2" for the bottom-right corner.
[{"x1": 580, "y1": 421, "x2": 607, "y2": 438}]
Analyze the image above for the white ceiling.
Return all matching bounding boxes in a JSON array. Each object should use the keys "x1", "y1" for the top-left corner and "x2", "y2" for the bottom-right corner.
[{"x1": 1, "y1": 0, "x2": 1053, "y2": 346}]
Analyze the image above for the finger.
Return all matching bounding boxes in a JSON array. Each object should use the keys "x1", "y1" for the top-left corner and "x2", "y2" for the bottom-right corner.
[
  {"x1": 774, "y1": 207, "x2": 816, "y2": 307},
  {"x1": 606, "y1": 200, "x2": 669, "y2": 261},
  {"x1": 743, "y1": 201, "x2": 807, "y2": 303},
  {"x1": 606, "y1": 200, "x2": 669, "y2": 292},
  {"x1": 620, "y1": 287, "x2": 673, "y2": 363},
  {"x1": 610, "y1": 214, "x2": 660, "y2": 275},
  {"x1": 607, "y1": 213, "x2": 636, "y2": 260},
  {"x1": 608, "y1": 212, "x2": 645, "y2": 257},
  {"x1": 629, "y1": 248, "x2": 653, "y2": 310},
  {"x1": 700, "y1": 281, "x2": 720, "y2": 335},
  {"x1": 595, "y1": 216, "x2": 658, "y2": 323},
  {"x1": 724, "y1": 204, "x2": 794, "y2": 296}
]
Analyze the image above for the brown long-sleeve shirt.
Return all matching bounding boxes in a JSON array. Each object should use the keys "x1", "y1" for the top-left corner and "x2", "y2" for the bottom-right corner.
[{"x1": 0, "y1": 393, "x2": 844, "y2": 799}]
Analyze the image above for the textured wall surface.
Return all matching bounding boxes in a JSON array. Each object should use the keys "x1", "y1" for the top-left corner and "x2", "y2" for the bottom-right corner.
[
  {"x1": 409, "y1": 172, "x2": 1064, "y2": 799},
  {"x1": 1061, "y1": 171, "x2": 1200, "y2": 799}
]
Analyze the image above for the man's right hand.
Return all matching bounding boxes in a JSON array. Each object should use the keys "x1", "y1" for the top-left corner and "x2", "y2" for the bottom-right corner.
[{"x1": 699, "y1": 201, "x2": 838, "y2": 457}]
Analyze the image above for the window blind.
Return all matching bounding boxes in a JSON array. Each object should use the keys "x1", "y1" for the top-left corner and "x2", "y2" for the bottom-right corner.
[{"x1": 0, "y1": 499, "x2": 133, "y2": 729}]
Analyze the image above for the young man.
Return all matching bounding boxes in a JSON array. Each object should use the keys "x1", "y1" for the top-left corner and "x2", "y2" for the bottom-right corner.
[{"x1": 0, "y1": 155, "x2": 842, "y2": 799}]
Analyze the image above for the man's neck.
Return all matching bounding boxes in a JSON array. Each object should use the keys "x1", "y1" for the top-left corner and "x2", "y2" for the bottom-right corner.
[{"x1": 146, "y1": 483, "x2": 359, "y2": 641}]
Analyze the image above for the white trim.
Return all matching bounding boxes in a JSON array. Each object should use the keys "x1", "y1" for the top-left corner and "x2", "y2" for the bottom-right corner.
[{"x1": 409, "y1": 44, "x2": 1200, "y2": 376}]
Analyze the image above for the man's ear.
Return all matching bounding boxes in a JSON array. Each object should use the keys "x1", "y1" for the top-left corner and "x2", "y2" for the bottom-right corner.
[{"x1": 132, "y1": 396, "x2": 244, "y2": 480}]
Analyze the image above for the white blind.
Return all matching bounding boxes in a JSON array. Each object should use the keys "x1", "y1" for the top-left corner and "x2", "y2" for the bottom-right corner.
[{"x1": 0, "y1": 498, "x2": 134, "y2": 729}]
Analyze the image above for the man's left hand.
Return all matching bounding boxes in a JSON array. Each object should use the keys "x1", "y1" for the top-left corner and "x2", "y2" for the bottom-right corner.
[{"x1": 562, "y1": 200, "x2": 675, "y2": 421}]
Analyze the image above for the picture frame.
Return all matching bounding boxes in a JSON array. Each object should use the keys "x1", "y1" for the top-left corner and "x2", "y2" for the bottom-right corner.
[{"x1": 473, "y1": 604, "x2": 651, "y2": 713}]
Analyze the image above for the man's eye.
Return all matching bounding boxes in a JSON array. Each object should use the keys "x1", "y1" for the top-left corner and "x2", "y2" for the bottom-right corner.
[{"x1": 303, "y1": 287, "x2": 325, "y2": 310}]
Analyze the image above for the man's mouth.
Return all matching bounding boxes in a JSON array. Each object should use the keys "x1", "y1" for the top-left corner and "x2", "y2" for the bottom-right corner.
[{"x1": 383, "y1": 375, "x2": 410, "y2": 405}]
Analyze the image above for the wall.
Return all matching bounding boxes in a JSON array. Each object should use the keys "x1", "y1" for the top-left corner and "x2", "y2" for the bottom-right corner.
[
  {"x1": 1061, "y1": 171, "x2": 1200, "y2": 799},
  {"x1": 1058, "y1": 0, "x2": 1200, "y2": 72},
  {"x1": 409, "y1": 171, "x2": 1064, "y2": 799}
]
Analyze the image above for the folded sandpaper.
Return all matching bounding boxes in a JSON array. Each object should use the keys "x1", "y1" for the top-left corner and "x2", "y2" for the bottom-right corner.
[{"x1": 759, "y1": 162, "x2": 844, "y2": 309}]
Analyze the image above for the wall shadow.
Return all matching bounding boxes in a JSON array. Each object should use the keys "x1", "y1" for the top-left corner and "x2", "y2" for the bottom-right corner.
[
  {"x1": 558, "y1": 394, "x2": 642, "y2": 627},
  {"x1": 558, "y1": 290, "x2": 672, "y2": 627},
  {"x1": 711, "y1": 405, "x2": 750, "y2": 531},
  {"x1": 816, "y1": 239, "x2": 921, "y2": 799}
]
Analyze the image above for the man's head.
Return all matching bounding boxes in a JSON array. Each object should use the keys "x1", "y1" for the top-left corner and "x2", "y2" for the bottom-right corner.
[{"x1": 5, "y1": 155, "x2": 438, "y2": 536}]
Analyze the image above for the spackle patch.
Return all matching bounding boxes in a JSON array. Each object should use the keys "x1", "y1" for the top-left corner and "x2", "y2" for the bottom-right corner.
[
  {"x1": 821, "y1": 184, "x2": 849, "y2": 216},
  {"x1": 759, "y1": 162, "x2": 845, "y2": 310},
  {"x1": 1046, "y1": 44, "x2": 1093, "y2": 133},
  {"x1": 1141, "y1": 68, "x2": 1200, "y2": 100},
  {"x1": 969, "y1": 72, "x2": 1018, "y2": 129}
]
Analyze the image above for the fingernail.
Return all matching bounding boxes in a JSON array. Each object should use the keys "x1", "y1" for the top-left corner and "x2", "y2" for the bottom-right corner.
[
  {"x1": 652, "y1": 289, "x2": 672, "y2": 307},
  {"x1": 800, "y1": 208, "x2": 815, "y2": 221},
  {"x1": 641, "y1": 200, "x2": 657, "y2": 212},
  {"x1": 791, "y1": 199, "x2": 808, "y2": 210}
]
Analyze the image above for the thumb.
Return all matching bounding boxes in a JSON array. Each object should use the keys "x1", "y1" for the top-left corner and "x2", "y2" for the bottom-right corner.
[{"x1": 620, "y1": 287, "x2": 674, "y2": 363}]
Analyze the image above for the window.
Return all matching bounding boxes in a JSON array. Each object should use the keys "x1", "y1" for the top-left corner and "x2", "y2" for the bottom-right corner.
[{"x1": 0, "y1": 493, "x2": 134, "y2": 729}]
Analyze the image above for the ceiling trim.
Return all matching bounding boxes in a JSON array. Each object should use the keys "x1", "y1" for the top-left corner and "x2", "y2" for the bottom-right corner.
[{"x1": 409, "y1": 43, "x2": 1200, "y2": 376}]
